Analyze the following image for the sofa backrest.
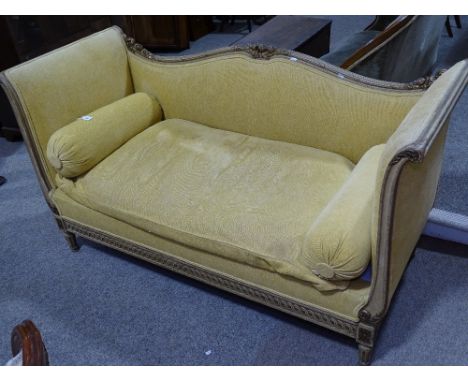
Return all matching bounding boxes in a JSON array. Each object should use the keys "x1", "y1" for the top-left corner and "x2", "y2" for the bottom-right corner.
[
  {"x1": 1, "y1": 27, "x2": 133, "y2": 190},
  {"x1": 128, "y1": 48, "x2": 421, "y2": 164}
]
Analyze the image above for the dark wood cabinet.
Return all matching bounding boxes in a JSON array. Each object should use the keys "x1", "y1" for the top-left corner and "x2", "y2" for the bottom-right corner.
[
  {"x1": 118, "y1": 16, "x2": 214, "y2": 51},
  {"x1": 0, "y1": 17, "x2": 20, "y2": 72},
  {"x1": 188, "y1": 16, "x2": 214, "y2": 41},
  {"x1": 119, "y1": 16, "x2": 190, "y2": 51}
]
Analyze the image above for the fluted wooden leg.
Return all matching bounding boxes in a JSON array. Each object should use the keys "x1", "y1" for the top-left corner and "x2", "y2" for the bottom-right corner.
[
  {"x1": 64, "y1": 231, "x2": 79, "y2": 251},
  {"x1": 357, "y1": 319, "x2": 377, "y2": 365},
  {"x1": 358, "y1": 344, "x2": 373, "y2": 366}
]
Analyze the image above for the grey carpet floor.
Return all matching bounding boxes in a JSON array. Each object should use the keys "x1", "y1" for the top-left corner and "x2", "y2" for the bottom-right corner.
[
  {"x1": 1, "y1": 16, "x2": 468, "y2": 365},
  {"x1": 434, "y1": 17, "x2": 468, "y2": 215}
]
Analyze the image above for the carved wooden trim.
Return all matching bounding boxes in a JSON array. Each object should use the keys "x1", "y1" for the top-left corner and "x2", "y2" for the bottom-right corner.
[
  {"x1": 61, "y1": 218, "x2": 359, "y2": 338},
  {"x1": 235, "y1": 44, "x2": 281, "y2": 60},
  {"x1": 121, "y1": 27, "x2": 426, "y2": 93},
  {"x1": 356, "y1": 323, "x2": 376, "y2": 347},
  {"x1": 389, "y1": 149, "x2": 422, "y2": 165},
  {"x1": 407, "y1": 76, "x2": 437, "y2": 90},
  {"x1": 406, "y1": 69, "x2": 448, "y2": 90},
  {"x1": 124, "y1": 36, "x2": 153, "y2": 59}
]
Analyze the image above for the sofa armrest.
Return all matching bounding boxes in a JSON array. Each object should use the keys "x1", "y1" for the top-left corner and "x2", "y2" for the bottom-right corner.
[
  {"x1": 298, "y1": 144, "x2": 385, "y2": 281},
  {"x1": 363, "y1": 59, "x2": 468, "y2": 321},
  {"x1": 0, "y1": 27, "x2": 132, "y2": 202}
]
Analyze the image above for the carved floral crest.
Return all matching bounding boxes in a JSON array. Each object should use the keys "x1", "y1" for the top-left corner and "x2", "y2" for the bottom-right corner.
[
  {"x1": 407, "y1": 69, "x2": 447, "y2": 90},
  {"x1": 236, "y1": 44, "x2": 279, "y2": 60},
  {"x1": 124, "y1": 35, "x2": 153, "y2": 59}
]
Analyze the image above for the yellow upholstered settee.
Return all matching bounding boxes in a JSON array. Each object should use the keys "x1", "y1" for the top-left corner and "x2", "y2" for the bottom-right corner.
[{"x1": 1, "y1": 27, "x2": 467, "y2": 365}]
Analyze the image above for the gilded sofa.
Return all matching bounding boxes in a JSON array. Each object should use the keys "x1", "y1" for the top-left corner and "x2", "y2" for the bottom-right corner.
[{"x1": 1, "y1": 27, "x2": 467, "y2": 365}]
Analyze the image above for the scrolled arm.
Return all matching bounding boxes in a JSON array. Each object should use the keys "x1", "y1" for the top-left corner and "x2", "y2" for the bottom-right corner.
[
  {"x1": 362, "y1": 60, "x2": 468, "y2": 322},
  {"x1": 0, "y1": 26, "x2": 132, "y2": 196}
]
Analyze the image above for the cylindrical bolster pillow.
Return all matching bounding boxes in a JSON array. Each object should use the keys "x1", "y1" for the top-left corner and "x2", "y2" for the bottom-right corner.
[
  {"x1": 47, "y1": 92, "x2": 162, "y2": 178},
  {"x1": 297, "y1": 144, "x2": 385, "y2": 281}
]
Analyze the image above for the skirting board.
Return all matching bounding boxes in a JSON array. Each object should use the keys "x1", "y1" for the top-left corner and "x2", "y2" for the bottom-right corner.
[{"x1": 423, "y1": 208, "x2": 468, "y2": 245}]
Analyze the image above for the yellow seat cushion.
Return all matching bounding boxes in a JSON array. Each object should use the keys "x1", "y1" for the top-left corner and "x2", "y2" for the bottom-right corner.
[{"x1": 56, "y1": 118, "x2": 366, "y2": 291}]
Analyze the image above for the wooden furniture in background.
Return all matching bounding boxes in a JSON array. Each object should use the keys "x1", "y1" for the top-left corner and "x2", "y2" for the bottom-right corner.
[
  {"x1": 0, "y1": 17, "x2": 20, "y2": 71},
  {"x1": 10, "y1": 320, "x2": 49, "y2": 366},
  {"x1": 234, "y1": 16, "x2": 331, "y2": 58},
  {"x1": 117, "y1": 16, "x2": 214, "y2": 51},
  {"x1": 119, "y1": 16, "x2": 190, "y2": 50},
  {"x1": 329, "y1": 15, "x2": 446, "y2": 83},
  {"x1": 188, "y1": 16, "x2": 214, "y2": 41},
  {"x1": 3, "y1": 16, "x2": 112, "y2": 62},
  {"x1": 217, "y1": 16, "x2": 272, "y2": 33}
]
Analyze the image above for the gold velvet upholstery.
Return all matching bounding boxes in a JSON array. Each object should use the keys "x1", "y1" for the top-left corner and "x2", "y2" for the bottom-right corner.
[
  {"x1": 2, "y1": 26, "x2": 467, "y2": 363},
  {"x1": 47, "y1": 93, "x2": 162, "y2": 178}
]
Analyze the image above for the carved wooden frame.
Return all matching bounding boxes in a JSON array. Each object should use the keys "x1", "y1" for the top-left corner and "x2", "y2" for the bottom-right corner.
[
  {"x1": 124, "y1": 33, "x2": 441, "y2": 91},
  {"x1": 57, "y1": 217, "x2": 359, "y2": 339},
  {"x1": 0, "y1": 26, "x2": 465, "y2": 365}
]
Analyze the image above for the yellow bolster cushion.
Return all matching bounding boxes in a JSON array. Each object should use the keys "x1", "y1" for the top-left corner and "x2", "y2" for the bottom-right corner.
[
  {"x1": 297, "y1": 144, "x2": 385, "y2": 281},
  {"x1": 46, "y1": 92, "x2": 162, "y2": 178}
]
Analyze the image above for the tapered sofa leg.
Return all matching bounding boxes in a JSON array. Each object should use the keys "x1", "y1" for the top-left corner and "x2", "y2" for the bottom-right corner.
[
  {"x1": 55, "y1": 216, "x2": 80, "y2": 251},
  {"x1": 64, "y1": 231, "x2": 80, "y2": 251},
  {"x1": 358, "y1": 344, "x2": 373, "y2": 366},
  {"x1": 356, "y1": 318, "x2": 378, "y2": 365}
]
